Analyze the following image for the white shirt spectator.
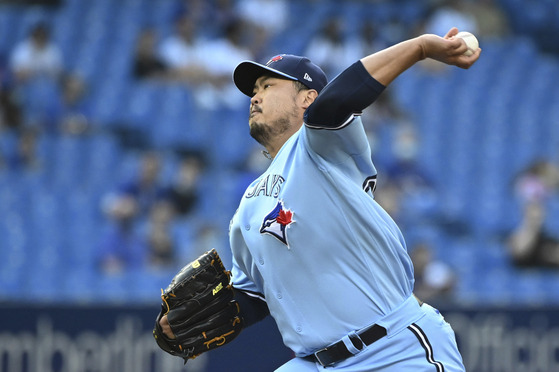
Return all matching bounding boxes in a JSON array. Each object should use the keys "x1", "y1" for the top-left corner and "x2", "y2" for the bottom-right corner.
[
  {"x1": 192, "y1": 19, "x2": 255, "y2": 110},
  {"x1": 201, "y1": 20, "x2": 254, "y2": 77},
  {"x1": 158, "y1": 35, "x2": 206, "y2": 70},
  {"x1": 10, "y1": 24, "x2": 63, "y2": 80},
  {"x1": 424, "y1": 3, "x2": 478, "y2": 37},
  {"x1": 236, "y1": 0, "x2": 287, "y2": 35},
  {"x1": 158, "y1": 12, "x2": 207, "y2": 71}
]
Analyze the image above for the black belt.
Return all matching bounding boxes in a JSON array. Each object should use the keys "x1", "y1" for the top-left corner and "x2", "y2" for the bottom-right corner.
[{"x1": 305, "y1": 324, "x2": 387, "y2": 367}]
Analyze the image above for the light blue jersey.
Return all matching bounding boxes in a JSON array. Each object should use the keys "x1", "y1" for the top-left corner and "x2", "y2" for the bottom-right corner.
[
  {"x1": 230, "y1": 115, "x2": 415, "y2": 356},
  {"x1": 227, "y1": 51, "x2": 467, "y2": 371}
]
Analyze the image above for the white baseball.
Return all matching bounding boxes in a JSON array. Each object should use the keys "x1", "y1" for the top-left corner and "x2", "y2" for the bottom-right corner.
[{"x1": 455, "y1": 31, "x2": 479, "y2": 56}]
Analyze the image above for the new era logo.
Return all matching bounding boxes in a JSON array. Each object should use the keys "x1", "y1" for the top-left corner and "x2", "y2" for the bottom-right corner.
[{"x1": 303, "y1": 73, "x2": 313, "y2": 82}]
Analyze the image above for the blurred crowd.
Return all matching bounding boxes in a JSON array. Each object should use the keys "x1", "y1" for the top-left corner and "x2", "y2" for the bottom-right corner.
[{"x1": 0, "y1": 0, "x2": 558, "y2": 306}]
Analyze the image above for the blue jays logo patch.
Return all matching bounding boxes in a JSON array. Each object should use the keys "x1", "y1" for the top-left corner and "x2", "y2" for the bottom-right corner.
[{"x1": 260, "y1": 200, "x2": 294, "y2": 247}]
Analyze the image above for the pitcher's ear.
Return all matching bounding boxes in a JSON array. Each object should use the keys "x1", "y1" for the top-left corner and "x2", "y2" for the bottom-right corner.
[{"x1": 301, "y1": 89, "x2": 318, "y2": 109}]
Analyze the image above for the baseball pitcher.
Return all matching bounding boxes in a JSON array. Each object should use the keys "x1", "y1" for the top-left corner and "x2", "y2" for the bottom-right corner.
[{"x1": 154, "y1": 27, "x2": 480, "y2": 371}]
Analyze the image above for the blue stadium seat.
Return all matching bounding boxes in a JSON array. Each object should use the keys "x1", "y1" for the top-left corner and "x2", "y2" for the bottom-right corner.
[
  {"x1": 121, "y1": 82, "x2": 163, "y2": 130},
  {"x1": 205, "y1": 110, "x2": 248, "y2": 167},
  {"x1": 472, "y1": 268, "x2": 516, "y2": 305},
  {"x1": 94, "y1": 273, "x2": 129, "y2": 302},
  {"x1": 514, "y1": 271, "x2": 549, "y2": 305},
  {"x1": 84, "y1": 134, "x2": 124, "y2": 190},
  {"x1": 61, "y1": 266, "x2": 99, "y2": 302},
  {"x1": 89, "y1": 79, "x2": 130, "y2": 126},
  {"x1": 542, "y1": 273, "x2": 559, "y2": 304},
  {"x1": 126, "y1": 270, "x2": 171, "y2": 304},
  {"x1": 0, "y1": 220, "x2": 26, "y2": 297},
  {"x1": 0, "y1": 7, "x2": 20, "y2": 54}
]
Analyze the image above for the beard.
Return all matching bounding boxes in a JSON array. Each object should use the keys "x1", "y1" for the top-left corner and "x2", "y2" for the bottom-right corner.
[
  {"x1": 249, "y1": 102, "x2": 299, "y2": 148},
  {"x1": 249, "y1": 117, "x2": 291, "y2": 147}
]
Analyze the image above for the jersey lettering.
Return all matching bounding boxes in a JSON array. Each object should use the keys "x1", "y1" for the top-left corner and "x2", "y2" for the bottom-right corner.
[{"x1": 245, "y1": 174, "x2": 285, "y2": 199}]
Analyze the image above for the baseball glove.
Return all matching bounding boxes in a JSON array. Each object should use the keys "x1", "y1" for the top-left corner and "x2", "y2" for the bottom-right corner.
[{"x1": 153, "y1": 249, "x2": 243, "y2": 362}]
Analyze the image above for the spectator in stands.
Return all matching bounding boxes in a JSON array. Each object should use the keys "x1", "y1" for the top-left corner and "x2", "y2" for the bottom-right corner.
[
  {"x1": 117, "y1": 151, "x2": 167, "y2": 215},
  {"x1": 2, "y1": 127, "x2": 41, "y2": 171},
  {"x1": 9, "y1": 22, "x2": 63, "y2": 83},
  {"x1": 304, "y1": 16, "x2": 360, "y2": 79},
  {"x1": 213, "y1": 0, "x2": 238, "y2": 36},
  {"x1": 132, "y1": 27, "x2": 169, "y2": 80},
  {"x1": 157, "y1": 11, "x2": 208, "y2": 85},
  {"x1": 195, "y1": 17, "x2": 255, "y2": 109},
  {"x1": 381, "y1": 14, "x2": 416, "y2": 49},
  {"x1": 360, "y1": 89, "x2": 410, "y2": 134},
  {"x1": 385, "y1": 125, "x2": 434, "y2": 194},
  {"x1": 507, "y1": 160, "x2": 559, "y2": 268},
  {"x1": 165, "y1": 151, "x2": 205, "y2": 217},
  {"x1": 423, "y1": 0, "x2": 478, "y2": 38},
  {"x1": 0, "y1": 49, "x2": 22, "y2": 131},
  {"x1": 410, "y1": 242, "x2": 456, "y2": 303},
  {"x1": 469, "y1": 0, "x2": 510, "y2": 40},
  {"x1": 98, "y1": 194, "x2": 147, "y2": 274},
  {"x1": 372, "y1": 173, "x2": 401, "y2": 223},
  {"x1": 514, "y1": 161, "x2": 559, "y2": 203},
  {"x1": 173, "y1": 0, "x2": 212, "y2": 28},
  {"x1": 235, "y1": 0, "x2": 287, "y2": 36},
  {"x1": 380, "y1": 125, "x2": 439, "y2": 226},
  {"x1": 157, "y1": 11, "x2": 253, "y2": 111},
  {"x1": 191, "y1": 222, "x2": 229, "y2": 265},
  {"x1": 350, "y1": 20, "x2": 388, "y2": 59},
  {"x1": 0, "y1": 83, "x2": 22, "y2": 131},
  {"x1": 235, "y1": 0, "x2": 288, "y2": 58},
  {"x1": 9, "y1": 22, "x2": 66, "y2": 133},
  {"x1": 53, "y1": 73, "x2": 91, "y2": 135},
  {"x1": 146, "y1": 200, "x2": 177, "y2": 270}
]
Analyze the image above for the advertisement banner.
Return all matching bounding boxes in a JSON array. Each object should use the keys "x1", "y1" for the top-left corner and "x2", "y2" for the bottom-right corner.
[
  {"x1": 0, "y1": 304, "x2": 292, "y2": 372},
  {"x1": 1, "y1": 304, "x2": 558, "y2": 372}
]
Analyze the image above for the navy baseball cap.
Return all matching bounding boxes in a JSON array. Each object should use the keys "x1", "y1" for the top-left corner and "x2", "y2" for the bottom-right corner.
[{"x1": 233, "y1": 54, "x2": 328, "y2": 97}]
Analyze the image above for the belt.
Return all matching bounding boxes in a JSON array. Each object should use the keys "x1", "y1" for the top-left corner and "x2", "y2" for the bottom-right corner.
[
  {"x1": 305, "y1": 324, "x2": 387, "y2": 367},
  {"x1": 305, "y1": 295, "x2": 423, "y2": 367}
]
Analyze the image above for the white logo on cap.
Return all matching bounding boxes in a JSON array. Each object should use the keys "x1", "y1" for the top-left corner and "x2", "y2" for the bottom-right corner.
[{"x1": 303, "y1": 73, "x2": 313, "y2": 82}]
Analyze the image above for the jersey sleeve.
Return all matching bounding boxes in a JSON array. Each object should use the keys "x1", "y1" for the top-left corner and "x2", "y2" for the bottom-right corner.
[
  {"x1": 233, "y1": 288, "x2": 270, "y2": 327},
  {"x1": 302, "y1": 61, "x2": 385, "y2": 162},
  {"x1": 304, "y1": 60, "x2": 385, "y2": 129}
]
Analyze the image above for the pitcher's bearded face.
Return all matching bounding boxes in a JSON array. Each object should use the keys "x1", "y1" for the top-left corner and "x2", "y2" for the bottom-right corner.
[{"x1": 248, "y1": 76, "x2": 303, "y2": 148}]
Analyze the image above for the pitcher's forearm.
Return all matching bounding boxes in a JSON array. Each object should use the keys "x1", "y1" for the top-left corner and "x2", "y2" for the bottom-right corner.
[{"x1": 360, "y1": 37, "x2": 425, "y2": 87}]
